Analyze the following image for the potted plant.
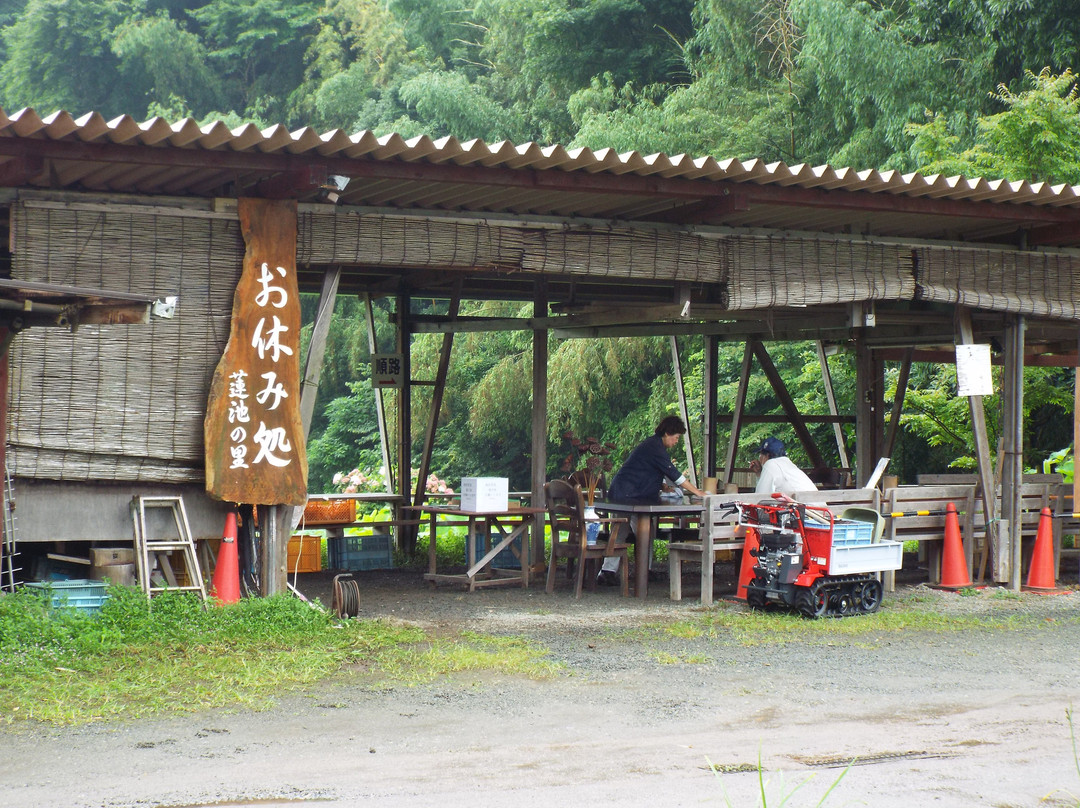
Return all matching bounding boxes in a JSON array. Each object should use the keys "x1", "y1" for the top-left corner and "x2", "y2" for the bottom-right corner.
[{"x1": 561, "y1": 432, "x2": 615, "y2": 544}]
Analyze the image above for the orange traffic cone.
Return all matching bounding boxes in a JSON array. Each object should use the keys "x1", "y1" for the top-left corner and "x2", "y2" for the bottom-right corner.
[
  {"x1": 210, "y1": 511, "x2": 241, "y2": 604},
  {"x1": 735, "y1": 528, "x2": 760, "y2": 601},
  {"x1": 934, "y1": 502, "x2": 973, "y2": 589},
  {"x1": 1024, "y1": 507, "x2": 1058, "y2": 593}
]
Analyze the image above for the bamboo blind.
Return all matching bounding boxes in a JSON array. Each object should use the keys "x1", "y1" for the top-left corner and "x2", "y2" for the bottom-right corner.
[
  {"x1": 916, "y1": 246, "x2": 1080, "y2": 320},
  {"x1": 726, "y1": 236, "x2": 915, "y2": 310},
  {"x1": 8, "y1": 201, "x2": 243, "y2": 483},
  {"x1": 300, "y1": 209, "x2": 727, "y2": 283},
  {"x1": 518, "y1": 228, "x2": 728, "y2": 283},
  {"x1": 298, "y1": 210, "x2": 525, "y2": 270}
]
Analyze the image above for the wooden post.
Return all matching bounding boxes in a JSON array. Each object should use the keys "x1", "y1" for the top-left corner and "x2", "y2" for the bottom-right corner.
[
  {"x1": 530, "y1": 280, "x2": 549, "y2": 580},
  {"x1": 671, "y1": 336, "x2": 697, "y2": 487},
  {"x1": 702, "y1": 334, "x2": 718, "y2": 479},
  {"x1": 364, "y1": 295, "x2": 394, "y2": 492},
  {"x1": 413, "y1": 290, "x2": 460, "y2": 519},
  {"x1": 275, "y1": 266, "x2": 341, "y2": 588},
  {"x1": 882, "y1": 347, "x2": 912, "y2": 462},
  {"x1": 298, "y1": 267, "x2": 341, "y2": 434},
  {"x1": 396, "y1": 292, "x2": 414, "y2": 553},
  {"x1": 956, "y1": 307, "x2": 1000, "y2": 582},
  {"x1": 722, "y1": 341, "x2": 753, "y2": 484},
  {"x1": 816, "y1": 340, "x2": 850, "y2": 473},
  {"x1": 1074, "y1": 330, "x2": 1080, "y2": 561},
  {"x1": 854, "y1": 337, "x2": 884, "y2": 487},
  {"x1": 1003, "y1": 315, "x2": 1026, "y2": 589}
]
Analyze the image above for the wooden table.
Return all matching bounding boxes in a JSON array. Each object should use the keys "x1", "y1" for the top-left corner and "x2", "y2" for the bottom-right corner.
[
  {"x1": 593, "y1": 498, "x2": 703, "y2": 599},
  {"x1": 419, "y1": 504, "x2": 546, "y2": 591}
]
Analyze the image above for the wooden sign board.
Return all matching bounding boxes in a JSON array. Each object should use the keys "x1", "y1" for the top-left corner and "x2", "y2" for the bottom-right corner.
[{"x1": 204, "y1": 198, "x2": 308, "y2": 506}]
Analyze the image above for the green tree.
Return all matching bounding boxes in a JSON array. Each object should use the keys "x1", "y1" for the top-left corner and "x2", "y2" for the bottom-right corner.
[
  {"x1": 0, "y1": 0, "x2": 133, "y2": 113},
  {"x1": 475, "y1": 0, "x2": 693, "y2": 144},
  {"x1": 112, "y1": 13, "x2": 223, "y2": 115},
  {"x1": 188, "y1": 0, "x2": 319, "y2": 125},
  {"x1": 909, "y1": 69, "x2": 1080, "y2": 185}
]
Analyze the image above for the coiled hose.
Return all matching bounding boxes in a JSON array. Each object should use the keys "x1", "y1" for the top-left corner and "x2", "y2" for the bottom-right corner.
[{"x1": 332, "y1": 574, "x2": 360, "y2": 618}]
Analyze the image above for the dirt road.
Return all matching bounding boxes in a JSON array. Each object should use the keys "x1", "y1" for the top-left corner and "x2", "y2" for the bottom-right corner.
[{"x1": 2, "y1": 569, "x2": 1079, "y2": 807}]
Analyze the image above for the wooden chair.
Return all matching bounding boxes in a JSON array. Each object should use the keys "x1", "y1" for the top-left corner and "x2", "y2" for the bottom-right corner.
[
  {"x1": 668, "y1": 493, "x2": 745, "y2": 606},
  {"x1": 544, "y1": 479, "x2": 630, "y2": 598}
]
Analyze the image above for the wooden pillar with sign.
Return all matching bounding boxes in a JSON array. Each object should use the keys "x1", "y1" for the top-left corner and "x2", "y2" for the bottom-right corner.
[{"x1": 205, "y1": 198, "x2": 307, "y2": 596}]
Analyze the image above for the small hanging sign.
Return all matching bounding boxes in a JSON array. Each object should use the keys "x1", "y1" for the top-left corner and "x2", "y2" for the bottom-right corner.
[
  {"x1": 371, "y1": 354, "x2": 404, "y2": 388},
  {"x1": 955, "y1": 343, "x2": 994, "y2": 397}
]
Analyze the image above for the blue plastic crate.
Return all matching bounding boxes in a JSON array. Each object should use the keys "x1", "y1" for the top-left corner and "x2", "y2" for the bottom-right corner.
[
  {"x1": 465, "y1": 534, "x2": 522, "y2": 569},
  {"x1": 329, "y1": 533, "x2": 394, "y2": 571},
  {"x1": 831, "y1": 519, "x2": 875, "y2": 546},
  {"x1": 25, "y1": 579, "x2": 109, "y2": 614}
]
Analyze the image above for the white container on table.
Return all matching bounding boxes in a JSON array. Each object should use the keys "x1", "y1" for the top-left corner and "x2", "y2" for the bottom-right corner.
[{"x1": 460, "y1": 477, "x2": 509, "y2": 512}]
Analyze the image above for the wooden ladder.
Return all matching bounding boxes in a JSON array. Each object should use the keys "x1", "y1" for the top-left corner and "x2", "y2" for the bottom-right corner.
[{"x1": 131, "y1": 496, "x2": 207, "y2": 600}]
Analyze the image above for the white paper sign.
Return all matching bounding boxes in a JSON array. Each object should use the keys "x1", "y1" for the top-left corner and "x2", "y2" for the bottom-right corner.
[
  {"x1": 371, "y1": 354, "x2": 404, "y2": 388},
  {"x1": 955, "y1": 344, "x2": 993, "y2": 397}
]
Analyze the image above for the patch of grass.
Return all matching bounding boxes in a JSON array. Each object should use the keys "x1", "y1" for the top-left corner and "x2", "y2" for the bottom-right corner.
[
  {"x1": 650, "y1": 649, "x2": 710, "y2": 665},
  {"x1": 990, "y1": 588, "x2": 1024, "y2": 601},
  {"x1": 369, "y1": 631, "x2": 562, "y2": 684},
  {"x1": 0, "y1": 586, "x2": 558, "y2": 725}
]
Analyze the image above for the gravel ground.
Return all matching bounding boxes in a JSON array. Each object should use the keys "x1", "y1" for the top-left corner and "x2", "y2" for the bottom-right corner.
[{"x1": 3, "y1": 562, "x2": 1080, "y2": 808}]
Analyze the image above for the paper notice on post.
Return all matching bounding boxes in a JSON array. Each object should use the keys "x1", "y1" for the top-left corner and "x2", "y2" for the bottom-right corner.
[{"x1": 955, "y1": 343, "x2": 994, "y2": 397}]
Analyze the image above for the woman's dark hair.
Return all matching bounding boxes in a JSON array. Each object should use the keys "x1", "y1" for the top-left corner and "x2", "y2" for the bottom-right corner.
[{"x1": 655, "y1": 415, "x2": 686, "y2": 436}]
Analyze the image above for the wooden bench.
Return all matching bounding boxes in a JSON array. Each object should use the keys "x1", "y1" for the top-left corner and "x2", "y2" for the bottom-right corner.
[
  {"x1": 976, "y1": 481, "x2": 1062, "y2": 581},
  {"x1": 918, "y1": 473, "x2": 1066, "y2": 581},
  {"x1": 882, "y1": 484, "x2": 976, "y2": 588},
  {"x1": 668, "y1": 493, "x2": 744, "y2": 606},
  {"x1": 796, "y1": 488, "x2": 881, "y2": 522}
]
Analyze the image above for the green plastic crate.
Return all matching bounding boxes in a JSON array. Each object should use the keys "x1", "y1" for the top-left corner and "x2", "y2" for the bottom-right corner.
[{"x1": 25, "y1": 579, "x2": 109, "y2": 614}]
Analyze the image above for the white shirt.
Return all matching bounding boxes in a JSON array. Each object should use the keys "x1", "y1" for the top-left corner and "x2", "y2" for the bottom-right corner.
[{"x1": 755, "y1": 456, "x2": 818, "y2": 498}]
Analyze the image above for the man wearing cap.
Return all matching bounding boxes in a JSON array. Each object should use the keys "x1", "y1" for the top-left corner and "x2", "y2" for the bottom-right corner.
[{"x1": 750, "y1": 436, "x2": 817, "y2": 498}]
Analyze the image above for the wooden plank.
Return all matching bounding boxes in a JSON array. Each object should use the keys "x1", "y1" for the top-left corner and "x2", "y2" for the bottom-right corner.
[{"x1": 715, "y1": 414, "x2": 854, "y2": 424}]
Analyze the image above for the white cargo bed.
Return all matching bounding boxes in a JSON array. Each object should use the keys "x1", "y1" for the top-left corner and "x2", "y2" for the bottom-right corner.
[{"x1": 828, "y1": 539, "x2": 903, "y2": 575}]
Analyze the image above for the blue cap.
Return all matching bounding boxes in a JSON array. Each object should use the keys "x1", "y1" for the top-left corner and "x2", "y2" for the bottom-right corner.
[{"x1": 755, "y1": 437, "x2": 786, "y2": 458}]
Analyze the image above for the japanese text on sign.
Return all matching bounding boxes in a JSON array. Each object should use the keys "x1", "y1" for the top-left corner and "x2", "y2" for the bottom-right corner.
[
  {"x1": 205, "y1": 198, "x2": 307, "y2": 506},
  {"x1": 371, "y1": 354, "x2": 404, "y2": 388}
]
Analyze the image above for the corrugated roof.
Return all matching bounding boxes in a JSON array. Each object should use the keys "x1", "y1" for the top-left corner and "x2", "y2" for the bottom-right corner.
[{"x1": 1, "y1": 107, "x2": 1080, "y2": 249}]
